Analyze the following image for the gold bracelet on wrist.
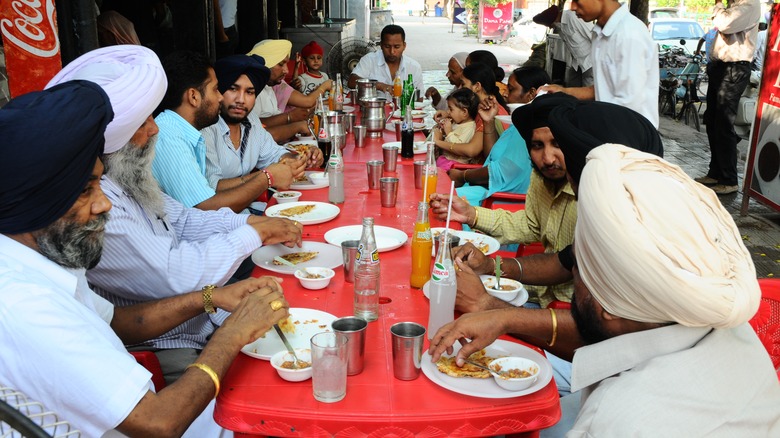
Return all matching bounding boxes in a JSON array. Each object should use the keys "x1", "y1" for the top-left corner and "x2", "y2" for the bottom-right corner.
[
  {"x1": 286, "y1": 113, "x2": 291, "y2": 124},
  {"x1": 202, "y1": 284, "x2": 216, "y2": 314},
  {"x1": 463, "y1": 169, "x2": 469, "y2": 184},
  {"x1": 472, "y1": 208, "x2": 479, "y2": 228},
  {"x1": 186, "y1": 363, "x2": 220, "y2": 398},
  {"x1": 547, "y1": 308, "x2": 558, "y2": 347}
]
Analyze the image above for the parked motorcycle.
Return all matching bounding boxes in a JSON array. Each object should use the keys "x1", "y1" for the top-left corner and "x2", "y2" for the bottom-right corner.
[{"x1": 734, "y1": 72, "x2": 760, "y2": 141}]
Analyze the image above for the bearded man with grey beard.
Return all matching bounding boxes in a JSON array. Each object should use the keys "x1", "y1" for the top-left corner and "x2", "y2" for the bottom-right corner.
[
  {"x1": 45, "y1": 45, "x2": 304, "y2": 386},
  {"x1": 88, "y1": 114, "x2": 303, "y2": 386}
]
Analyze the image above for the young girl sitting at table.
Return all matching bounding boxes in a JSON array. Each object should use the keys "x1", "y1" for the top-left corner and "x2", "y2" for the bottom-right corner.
[{"x1": 432, "y1": 88, "x2": 480, "y2": 171}]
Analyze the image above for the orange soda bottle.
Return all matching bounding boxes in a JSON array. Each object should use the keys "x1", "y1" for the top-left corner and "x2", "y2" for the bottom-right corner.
[
  {"x1": 393, "y1": 74, "x2": 402, "y2": 98},
  {"x1": 410, "y1": 201, "x2": 433, "y2": 289}
]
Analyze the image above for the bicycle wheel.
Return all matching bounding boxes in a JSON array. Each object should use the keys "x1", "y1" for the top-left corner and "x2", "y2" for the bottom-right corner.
[{"x1": 659, "y1": 90, "x2": 677, "y2": 117}]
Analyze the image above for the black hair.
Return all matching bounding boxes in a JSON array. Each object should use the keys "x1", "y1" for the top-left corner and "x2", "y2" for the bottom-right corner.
[
  {"x1": 462, "y1": 63, "x2": 510, "y2": 113},
  {"x1": 511, "y1": 66, "x2": 550, "y2": 94},
  {"x1": 446, "y1": 87, "x2": 480, "y2": 119},
  {"x1": 157, "y1": 50, "x2": 213, "y2": 114},
  {"x1": 381, "y1": 24, "x2": 406, "y2": 42},
  {"x1": 467, "y1": 50, "x2": 505, "y2": 82}
]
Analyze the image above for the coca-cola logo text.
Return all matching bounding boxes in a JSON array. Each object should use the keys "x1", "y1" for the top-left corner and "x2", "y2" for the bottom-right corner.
[{"x1": 1, "y1": 0, "x2": 60, "y2": 58}]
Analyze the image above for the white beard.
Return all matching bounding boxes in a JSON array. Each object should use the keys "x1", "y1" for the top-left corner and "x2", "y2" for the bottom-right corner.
[{"x1": 103, "y1": 135, "x2": 166, "y2": 219}]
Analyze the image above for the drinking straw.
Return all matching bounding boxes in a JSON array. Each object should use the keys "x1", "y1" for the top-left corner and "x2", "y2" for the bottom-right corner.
[
  {"x1": 443, "y1": 181, "x2": 455, "y2": 247},
  {"x1": 422, "y1": 158, "x2": 430, "y2": 203}
]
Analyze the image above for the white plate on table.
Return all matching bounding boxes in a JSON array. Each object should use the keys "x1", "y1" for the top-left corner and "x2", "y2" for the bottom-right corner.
[
  {"x1": 241, "y1": 308, "x2": 337, "y2": 360},
  {"x1": 290, "y1": 170, "x2": 329, "y2": 190},
  {"x1": 341, "y1": 105, "x2": 356, "y2": 113},
  {"x1": 382, "y1": 141, "x2": 428, "y2": 155},
  {"x1": 391, "y1": 109, "x2": 427, "y2": 119},
  {"x1": 421, "y1": 339, "x2": 553, "y2": 398},
  {"x1": 385, "y1": 122, "x2": 426, "y2": 132},
  {"x1": 265, "y1": 201, "x2": 339, "y2": 225},
  {"x1": 431, "y1": 228, "x2": 500, "y2": 255},
  {"x1": 251, "y1": 241, "x2": 343, "y2": 274},
  {"x1": 422, "y1": 281, "x2": 528, "y2": 307},
  {"x1": 290, "y1": 136, "x2": 316, "y2": 143},
  {"x1": 324, "y1": 225, "x2": 408, "y2": 252}
]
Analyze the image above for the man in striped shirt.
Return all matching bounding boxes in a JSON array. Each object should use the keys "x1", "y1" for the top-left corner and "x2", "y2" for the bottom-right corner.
[{"x1": 47, "y1": 45, "x2": 304, "y2": 385}]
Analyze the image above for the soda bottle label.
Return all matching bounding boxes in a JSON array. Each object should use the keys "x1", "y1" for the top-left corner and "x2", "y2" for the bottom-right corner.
[
  {"x1": 402, "y1": 121, "x2": 409, "y2": 130},
  {"x1": 416, "y1": 230, "x2": 431, "y2": 240},
  {"x1": 336, "y1": 93, "x2": 343, "y2": 103},
  {"x1": 431, "y1": 263, "x2": 450, "y2": 282},
  {"x1": 318, "y1": 127, "x2": 327, "y2": 139},
  {"x1": 371, "y1": 249, "x2": 380, "y2": 263}
]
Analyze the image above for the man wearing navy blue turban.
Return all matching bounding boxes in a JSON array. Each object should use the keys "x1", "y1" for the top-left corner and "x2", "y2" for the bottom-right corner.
[
  {"x1": 0, "y1": 80, "x2": 293, "y2": 436},
  {"x1": 202, "y1": 54, "x2": 323, "y2": 215}
]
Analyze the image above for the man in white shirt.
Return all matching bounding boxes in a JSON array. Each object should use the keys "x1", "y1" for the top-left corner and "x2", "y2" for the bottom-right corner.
[
  {"x1": 348, "y1": 24, "x2": 424, "y2": 98},
  {"x1": 542, "y1": 0, "x2": 659, "y2": 128},
  {"x1": 0, "y1": 80, "x2": 291, "y2": 437}
]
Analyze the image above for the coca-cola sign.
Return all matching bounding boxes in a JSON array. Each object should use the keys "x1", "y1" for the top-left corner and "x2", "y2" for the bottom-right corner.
[
  {"x1": 1, "y1": 0, "x2": 60, "y2": 57},
  {"x1": 0, "y1": 0, "x2": 62, "y2": 97}
]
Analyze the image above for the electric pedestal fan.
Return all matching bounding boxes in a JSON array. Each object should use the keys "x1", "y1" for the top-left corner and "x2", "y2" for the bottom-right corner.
[{"x1": 326, "y1": 37, "x2": 377, "y2": 78}]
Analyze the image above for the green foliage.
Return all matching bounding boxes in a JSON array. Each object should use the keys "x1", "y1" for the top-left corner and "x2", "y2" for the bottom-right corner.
[
  {"x1": 463, "y1": 0, "x2": 511, "y2": 8},
  {"x1": 654, "y1": 0, "x2": 714, "y2": 14}
]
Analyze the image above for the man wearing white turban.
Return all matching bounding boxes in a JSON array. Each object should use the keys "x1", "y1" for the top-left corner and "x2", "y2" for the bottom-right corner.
[
  {"x1": 47, "y1": 45, "x2": 304, "y2": 386},
  {"x1": 425, "y1": 51, "x2": 468, "y2": 111},
  {"x1": 247, "y1": 39, "x2": 332, "y2": 142},
  {"x1": 430, "y1": 145, "x2": 780, "y2": 436}
]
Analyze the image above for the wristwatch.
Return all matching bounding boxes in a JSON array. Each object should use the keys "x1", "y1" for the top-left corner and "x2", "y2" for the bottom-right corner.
[{"x1": 202, "y1": 284, "x2": 217, "y2": 314}]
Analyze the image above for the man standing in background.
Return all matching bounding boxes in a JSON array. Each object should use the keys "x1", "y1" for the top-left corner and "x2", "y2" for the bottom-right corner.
[{"x1": 696, "y1": 0, "x2": 760, "y2": 195}]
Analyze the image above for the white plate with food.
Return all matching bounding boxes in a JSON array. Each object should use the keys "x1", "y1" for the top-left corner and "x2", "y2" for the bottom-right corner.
[
  {"x1": 431, "y1": 228, "x2": 500, "y2": 255},
  {"x1": 341, "y1": 105, "x2": 356, "y2": 113},
  {"x1": 382, "y1": 141, "x2": 428, "y2": 155},
  {"x1": 391, "y1": 109, "x2": 427, "y2": 119},
  {"x1": 385, "y1": 122, "x2": 427, "y2": 132},
  {"x1": 323, "y1": 225, "x2": 408, "y2": 252},
  {"x1": 284, "y1": 140, "x2": 318, "y2": 153},
  {"x1": 241, "y1": 308, "x2": 337, "y2": 360},
  {"x1": 251, "y1": 241, "x2": 343, "y2": 274},
  {"x1": 421, "y1": 339, "x2": 553, "y2": 398},
  {"x1": 265, "y1": 201, "x2": 339, "y2": 225},
  {"x1": 290, "y1": 171, "x2": 330, "y2": 190}
]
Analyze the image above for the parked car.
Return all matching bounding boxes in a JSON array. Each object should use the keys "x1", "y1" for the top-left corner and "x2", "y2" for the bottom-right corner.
[
  {"x1": 649, "y1": 18, "x2": 705, "y2": 54},
  {"x1": 650, "y1": 7, "x2": 680, "y2": 19}
]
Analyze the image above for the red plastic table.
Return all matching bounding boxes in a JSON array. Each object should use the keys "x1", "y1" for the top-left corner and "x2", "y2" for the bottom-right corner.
[{"x1": 214, "y1": 117, "x2": 561, "y2": 437}]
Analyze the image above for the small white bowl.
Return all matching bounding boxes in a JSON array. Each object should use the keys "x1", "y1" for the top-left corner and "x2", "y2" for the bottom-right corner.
[
  {"x1": 294, "y1": 267, "x2": 335, "y2": 290},
  {"x1": 270, "y1": 348, "x2": 313, "y2": 382},
  {"x1": 273, "y1": 190, "x2": 302, "y2": 204},
  {"x1": 488, "y1": 357, "x2": 539, "y2": 391},
  {"x1": 480, "y1": 275, "x2": 522, "y2": 302},
  {"x1": 308, "y1": 172, "x2": 328, "y2": 185}
]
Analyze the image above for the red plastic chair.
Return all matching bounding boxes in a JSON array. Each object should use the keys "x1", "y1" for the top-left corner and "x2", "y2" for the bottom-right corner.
[
  {"x1": 130, "y1": 351, "x2": 167, "y2": 391},
  {"x1": 749, "y1": 278, "x2": 780, "y2": 379},
  {"x1": 547, "y1": 300, "x2": 571, "y2": 310}
]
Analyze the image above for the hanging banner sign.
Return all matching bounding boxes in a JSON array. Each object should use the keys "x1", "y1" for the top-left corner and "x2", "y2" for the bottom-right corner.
[
  {"x1": 453, "y1": 7, "x2": 467, "y2": 25},
  {"x1": 743, "y1": 4, "x2": 780, "y2": 212},
  {"x1": 0, "y1": 0, "x2": 62, "y2": 97},
  {"x1": 478, "y1": 1, "x2": 513, "y2": 42}
]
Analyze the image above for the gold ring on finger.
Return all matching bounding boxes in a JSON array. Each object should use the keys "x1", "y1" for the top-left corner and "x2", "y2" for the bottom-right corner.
[
  {"x1": 294, "y1": 221, "x2": 300, "y2": 226},
  {"x1": 270, "y1": 300, "x2": 283, "y2": 311}
]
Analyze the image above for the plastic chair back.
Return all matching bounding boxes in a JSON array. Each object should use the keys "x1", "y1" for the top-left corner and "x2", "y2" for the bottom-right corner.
[
  {"x1": 749, "y1": 279, "x2": 780, "y2": 378},
  {"x1": 130, "y1": 351, "x2": 167, "y2": 391}
]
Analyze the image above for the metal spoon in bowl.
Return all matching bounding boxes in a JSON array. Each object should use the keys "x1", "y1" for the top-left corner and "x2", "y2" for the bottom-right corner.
[
  {"x1": 273, "y1": 324, "x2": 302, "y2": 369},
  {"x1": 462, "y1": 358, "x2": 508, "y2": 378}
]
